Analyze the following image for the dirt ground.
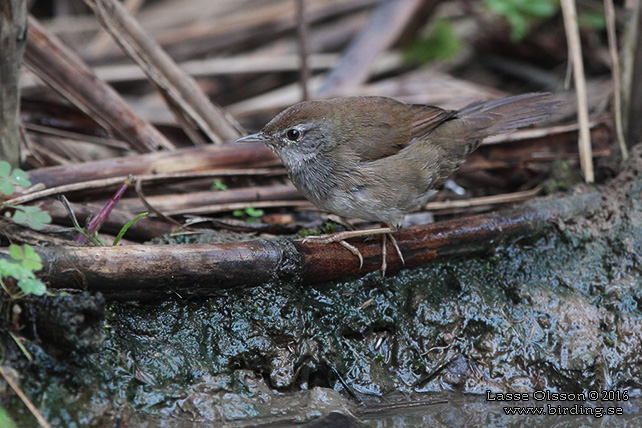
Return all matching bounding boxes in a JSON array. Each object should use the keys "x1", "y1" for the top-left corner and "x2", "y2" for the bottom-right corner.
[{"x1": 3, "y1": 144, "x2": 641, "y2": 426}]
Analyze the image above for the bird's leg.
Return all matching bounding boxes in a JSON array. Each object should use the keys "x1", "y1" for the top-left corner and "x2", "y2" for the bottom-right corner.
[
  {"x1": 381, "y1": 233, "x2": 388, "y2": 275},
  {"x1": 301, "y1": 226, "x2": 405, "y2": 274},
  {"x1": 386, "y1": 232, "x2": 405, "y2": 265}
]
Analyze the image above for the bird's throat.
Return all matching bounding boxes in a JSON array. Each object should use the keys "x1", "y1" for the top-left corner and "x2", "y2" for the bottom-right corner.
[{"x1": 284, "y1": 154, "x2": 336, "y2": 204}]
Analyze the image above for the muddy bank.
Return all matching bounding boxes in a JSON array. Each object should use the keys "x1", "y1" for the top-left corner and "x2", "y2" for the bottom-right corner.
[{"x1": 3, "y1": 146, "x2": 641, "y2": 426}]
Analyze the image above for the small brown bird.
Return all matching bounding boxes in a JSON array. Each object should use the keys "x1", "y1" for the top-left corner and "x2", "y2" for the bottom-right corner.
[{"x1": 238, "y1": 93, "x2": 557, "y2": 272}]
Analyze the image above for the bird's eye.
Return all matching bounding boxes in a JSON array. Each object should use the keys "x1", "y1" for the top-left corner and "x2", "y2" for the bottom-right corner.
[{"x1": 286, "y1": 129, "x2": 301, "y2": 141}]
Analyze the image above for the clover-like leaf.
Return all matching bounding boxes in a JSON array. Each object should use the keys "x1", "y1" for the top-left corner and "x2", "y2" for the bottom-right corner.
[
  {"x1": 9, "y1": 244, "x2": 43, "y2": 271},
  {"x1": 17, "y1": 278, "x2": 47, "y2": 296},
  {"x1": 10, "y1": 168, "x2": 31, "y2": 188},
  {"x1": 0, "y1": 259, "x2": 34, "y2": 281},
  {"x1": 0, "y1": 161, "x2": 31, "y2": 195},
  {"x1": 0, "y1": 180, "x2": 14, "y2": 196},
  {"x1": 11, "y1": 206, "x2": 52, "y2": 230},
  {"x1": 245, "y1": 207, "x2": 264, "y2": 218},
  {"x1": 0, "y1": 161, "x2": 10, "y2": 178}
]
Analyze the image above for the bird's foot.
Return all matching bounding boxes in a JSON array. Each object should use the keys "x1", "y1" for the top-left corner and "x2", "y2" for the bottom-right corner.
[{"x1": 301, "y1": 227, "x2": 405, "y2": 275}]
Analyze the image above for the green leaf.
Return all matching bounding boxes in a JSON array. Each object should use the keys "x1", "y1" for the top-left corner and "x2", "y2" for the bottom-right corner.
[
  {"x1": 0, "y1": 161, "x2": 10, "y2": 178},
  {"x1": 0, "y1": 405, "x2": 20, "y2": 428},
  {"x1": 0, "y1": 259, "x2": 34, "y2": 281},
  {"x1": 113, "y1": 212, "x2": 149, "y2": 246},
  {"x1": 11, "y1": 205, "x2": 52, "y2": 230},
  {"x1": 10, "y1": 168, "x2": 30, "y2": 187},
  {"x1": 578, "y1": 12, "x2": 606, "y2": 30},
  {"x1": 244, "y1": 207, "x2": 264, "y2": 218},
  {"x1": 404, "y1": 19, "x2": 462, "y2": 65},
  {"x1": 17, "y1": 278, "x2": 47, "y2": 296},
  {"x1": 211, "y1": 179, "x2": 228, "y2": 191},
  {"x1": 0, "y1": 180, "x2": 14, "y2": 195},
  {"x1": 9, "y1": 244, "x2": 43, "y2": 271},
  {"x1": 0, "y1": 162, "x2": 31, "y2": 195},
  {"x1": 8, "y1": 244, "x2": 23, "y2": 261},
  {"x1": 232, "y1": 209, "x2": 243, "y2": 217},
  {"x1": 484, "y1": 0, "x2": 558, "y2": 42}
]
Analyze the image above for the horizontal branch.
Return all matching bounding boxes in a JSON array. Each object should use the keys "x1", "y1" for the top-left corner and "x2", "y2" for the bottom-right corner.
[{"x1": 30, "y1": 192, "x2": 601, "y2": 300}]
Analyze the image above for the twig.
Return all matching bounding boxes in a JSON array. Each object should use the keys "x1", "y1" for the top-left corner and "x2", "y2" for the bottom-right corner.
[
  {"x1": 0, "y1": 365, "x2": 53, "y2": 428},
  {"x1": 424, "y1": 186, "x2": 541, "y2": 211},
  {"x1": 163, "y1": 200, "x2": 313, "y2": 216},
  {"x1": 34, "y1": 193, "x2": 601, "y2": 298},
  {"x1": 8, "y1": 176, "x2": 135, "y2": 206},
  {"x1": 296, "y1": 0, "x2": 310, "y2": 101},
  {"x1": 24, "y1": 16, "x2": 175, "y2": 152},
  {"x1": 84, "y1": 0, "x2": 146, "y2": 57},
  {"x1": 317, "y1": 0, "x2": 438, "y2": 96},
  {"x1": 25, "y1": 141, "x2": 278, "y2": 189},
  {"x1": 620, "y1": 0, "x2": 642, "y2": 146},
  {"x1": 75, "y1": 177, "x2": 131, "y2": 244},
  {"x1": 134, "y1": 177, "x2": 183, "y2": 229},
  {"x1": 604, "y1": 0, "x2": 629, "y2": 160},
  {"x1": 0, "y1": 0, "x2": 27, "y2": 168},
  {"x1": 20, "y1": 54, "x2": 341, "y2": 88},
  {"x1": 83, "y1": 0, "x2": 244, "y2": 144},
  {"x1": 560, "y1": 0, "x2": 594, "y2": 183},
  {"x1": 11, "y1": 167, "x2": 284, "y2": 206}
]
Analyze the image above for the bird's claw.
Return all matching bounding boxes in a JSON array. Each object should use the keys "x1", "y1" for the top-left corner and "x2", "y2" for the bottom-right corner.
[
  {"x1": 339, "y1": 241, "x2": 364, "y2": 269},
  {"x1": 301, "y1": 228, "x2": 404, "y2": 275}
]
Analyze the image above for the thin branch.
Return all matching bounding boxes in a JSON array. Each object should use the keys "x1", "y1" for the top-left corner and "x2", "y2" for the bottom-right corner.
[
  {"x1": 24, "y1": 16, "x2": 175, "y2": 152},
  {"x1": 561, "y1": 0, "x2": 594, "y2": 182},
  {"x1": 296, "y1": 0, "x2": 310, "y2": 101},
  {"x1": 604, "y1": 0, "x2": 629, "y2": 160},
  {"x1": 0, "y1": 365, "x2": 53, "y2": 428},
  {"x1": 32, "y1": 193, "x2": 602, "y2": 298},
  {"x1": 83, "y1": 0, "x2": 244, "y2": 144},
  {"x1": 317, "y1": 0, "x2": 439, "y2": 96}
]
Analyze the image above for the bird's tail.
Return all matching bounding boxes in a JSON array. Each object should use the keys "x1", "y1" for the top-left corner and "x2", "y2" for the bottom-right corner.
[
  {"x1": 456, "y1": 92, "x2": 559, "y2": 140},
  {"x1": 424, "y1": 93, "x2": 560, "y2": 184}
]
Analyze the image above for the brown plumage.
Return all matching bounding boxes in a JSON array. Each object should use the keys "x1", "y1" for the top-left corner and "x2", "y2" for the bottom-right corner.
[{"x1": 238, "y1": 93, "x2": 557, "y2": 229}]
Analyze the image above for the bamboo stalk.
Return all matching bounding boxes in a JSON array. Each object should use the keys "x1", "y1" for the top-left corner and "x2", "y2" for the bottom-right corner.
[
  {"x1": 0, "y1": 0, "x2": 27, "y2": 168},
  {"x1": 20, "y1": 54, "x2": 340, "y2": 89},
  {"x1": 0, "y1": 365, "x2": 53, "y2": 428},
  {"x1": 560, "y1": 0, "x2": 594, "y2": 182},
  {"x1": 83, "y1": 0, "x2": 244, "y2": 144},
  {"x1": 27, "y1": 193, "x2": 601, "y2": 299},
  {"x1": 84, "y1": 0, "x2": 146, "y2": 56},
  {"x1": 24, "y1": 16, "x2": 175, "y2": 152},
  {"x1": 318, "y1": 0, "x2": 439, "y2": 96},
  {"x1": 23, "y1": 142, "x2": 278, "y2": 189},
  {"x1": 40, "y1": 199, "x2": 173, "y2": 241},
  {"x1": 604, "y1": 0, "x2": 629, "y2": 160},
  {"x1": 621, "y1": 0, "x2": 642, "y2": 145}
]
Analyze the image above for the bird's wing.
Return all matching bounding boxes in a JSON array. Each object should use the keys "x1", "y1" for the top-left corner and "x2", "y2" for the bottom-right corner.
[{"x1": 348, "y1": 102, "x2": 456, "y2": 163}]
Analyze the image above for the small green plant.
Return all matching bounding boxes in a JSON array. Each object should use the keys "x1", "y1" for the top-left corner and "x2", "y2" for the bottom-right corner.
[
  {"x1": 0, "y1": 404, "x2": 19, "y2": 428},
  {"x1": 0, "y1": 244, "x2": 46, "y2": 297},
  {"x1": 0, "y1": 164, "x2": 49, "y2": 297},
  {"x1": 211, "y1": 179, "x2": 228, "y2": 191},
  {"x1": 0, "y1": 161, "x2": 52, "y2": 230},
  {"x1": 232, "y1": 206, "x2": 264, "y2": 223},
  {"x1": 578, "y1": 12, "x2": 606, "y2": 31},
  {"x1": 112, "y1": 212, "x2": 149, "y2": 245},
  {"x1": 296, "y1": 220, "x2": 338, "y2": 238},
  {"x1": 484, "y1": 0, "x2": 558, "y2": 41},
  {"x1": 0, "y1": 161, "x2": 29, "y2": 195},
  {"x1": 404, "y1": 19, "x2": 462, "y2": 65},
  {"x1": 5, "y1": 205, "x2": 52, "y2": 230}
]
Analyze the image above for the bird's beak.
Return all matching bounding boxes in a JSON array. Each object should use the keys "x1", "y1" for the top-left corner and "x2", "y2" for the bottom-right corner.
[{"x1": 236, "y1": 132, "x2": 268, "y2": 143}]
